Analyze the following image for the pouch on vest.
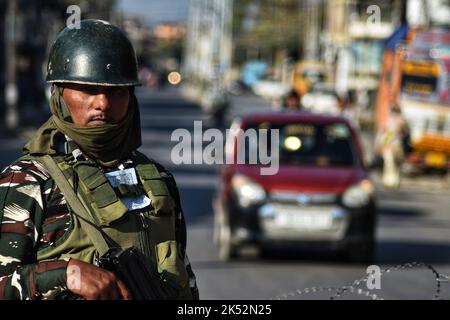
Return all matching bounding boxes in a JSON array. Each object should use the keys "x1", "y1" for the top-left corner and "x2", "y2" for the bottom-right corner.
[
  {"x1": 135, "y1": 163, "x2": 176, "y2": 216},
  {"x1": 155, "y1": 240, "x2": 191, "y2": 299},
  {"x1": 74, "y1": 161, "x2": 128, "y2": 226}
]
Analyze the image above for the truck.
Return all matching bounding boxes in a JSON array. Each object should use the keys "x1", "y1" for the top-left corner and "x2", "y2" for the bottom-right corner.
[{"x1": 376, "y1": 27, "x2": 450, "y2": 173}]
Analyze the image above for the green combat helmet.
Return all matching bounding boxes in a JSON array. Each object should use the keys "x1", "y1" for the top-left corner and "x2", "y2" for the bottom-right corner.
[{"x1": 46, "y1": 19, "x2": 140, "y2": 86}]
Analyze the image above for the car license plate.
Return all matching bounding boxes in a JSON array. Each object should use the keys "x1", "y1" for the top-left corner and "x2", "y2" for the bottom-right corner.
[
  {"x1": 274, "y1": 209, "x2": 332, "y2": 230},
  {"x1": 425, "y1": 152, "x2": 446, "y2": 168}
]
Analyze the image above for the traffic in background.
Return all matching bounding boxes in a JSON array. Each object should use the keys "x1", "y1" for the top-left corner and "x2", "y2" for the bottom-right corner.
[{"x1": 1, "y1": 0, "x2": 450, "y2": 300}]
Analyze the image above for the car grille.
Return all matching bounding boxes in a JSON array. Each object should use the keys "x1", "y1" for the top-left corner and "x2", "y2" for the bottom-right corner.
[{"x1": 269, "y1": 191, "x2": 338, "y2": 205}]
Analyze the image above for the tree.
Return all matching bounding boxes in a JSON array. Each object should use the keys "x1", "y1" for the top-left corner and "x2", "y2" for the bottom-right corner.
[{"x1": 232, "y1": 0, "x2": 303, "y2": 66}]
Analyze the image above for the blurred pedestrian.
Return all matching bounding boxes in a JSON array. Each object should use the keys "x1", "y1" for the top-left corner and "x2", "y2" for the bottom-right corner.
[
  {"x1": 375, "y1": 103, "x2": 409, "y2": 188},
  {"x1": 0, "y1": 20, "x2": 198, "y2": 300},
  {"x1": 282, "y1": 89, "x2": 302, "y2": 110},
  {"x1": 338, "y1": 93, "x2": 359, "y2": 129}
]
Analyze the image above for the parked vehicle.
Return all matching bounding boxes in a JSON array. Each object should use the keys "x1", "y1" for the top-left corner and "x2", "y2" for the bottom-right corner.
[
  {"x1": 376, "y1": 28, "x2": 450, "y2": 173},
  {"x1": 240, "y1": 60, "x2": 268, "y2": 89},
  {"x1": 252, "y1": 80, "x2": 291, "y2": 100},
  {"x1": 301, "y1": 83, "x2": 342, "y2": 115},
  {"x1": 213, "y1": 112, "x2": 377, "y2": 263}
]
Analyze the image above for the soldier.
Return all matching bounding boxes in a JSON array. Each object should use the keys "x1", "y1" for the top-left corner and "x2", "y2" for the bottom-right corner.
[{"x1": 0, "y1": 20, "x2": 198, "y2": 300}]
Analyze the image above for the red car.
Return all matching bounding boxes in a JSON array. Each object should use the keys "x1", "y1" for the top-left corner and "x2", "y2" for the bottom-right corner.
[{"x1": 213, "y1": 112, "x2": 377, "y2": 263}]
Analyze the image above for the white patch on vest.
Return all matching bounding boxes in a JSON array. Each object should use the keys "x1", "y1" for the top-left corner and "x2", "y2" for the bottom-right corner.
[
  {"x1": 16, "y1": 184, "x2": 43, "y2": 209},
  {"x1": 0, "y1": 255, "x2": 20, "y2": 266},
  {"x1": 104, "y1": 168, "x2": 151, "y2": 211},
  {"x1": 121, "y1": 195, "x2": 152, "y2": 211},
  {"x1": 105, "y1": 168, "x2": 138, "y2": 187}
]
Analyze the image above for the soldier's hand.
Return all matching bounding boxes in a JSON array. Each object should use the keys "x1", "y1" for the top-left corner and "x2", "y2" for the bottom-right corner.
[{"x1": 66, "y1": 259, "x2": 132, "y2": 300}]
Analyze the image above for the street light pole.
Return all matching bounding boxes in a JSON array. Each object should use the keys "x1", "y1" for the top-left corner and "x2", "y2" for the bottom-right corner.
[{"x1": 184, "y1": 0, "x2": 233, "y2": 100}]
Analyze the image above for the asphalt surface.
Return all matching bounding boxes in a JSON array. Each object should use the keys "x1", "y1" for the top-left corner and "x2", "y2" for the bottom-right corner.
[{"x1": 1, "y1": 86, "x2": 450, "y2": 300}]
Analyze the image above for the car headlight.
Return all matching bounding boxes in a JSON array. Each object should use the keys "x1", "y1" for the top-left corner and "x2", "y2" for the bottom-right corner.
[
  {"x1": 231, "y1": 174, "x2": 266, "y2": 208},
  {"x1": 342, "y1": 179, "x2": 374, "y2": 208}
]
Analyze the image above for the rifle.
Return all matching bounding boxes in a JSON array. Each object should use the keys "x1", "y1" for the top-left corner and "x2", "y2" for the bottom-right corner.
[{"x1": 96, "y1": 246, "x2": 167, "y2": 300}]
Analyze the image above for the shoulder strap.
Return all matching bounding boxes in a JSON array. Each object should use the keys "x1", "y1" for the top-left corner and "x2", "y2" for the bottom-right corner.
[{"x1": 39, "y1": 155, "x2": 110, "y2": 256}]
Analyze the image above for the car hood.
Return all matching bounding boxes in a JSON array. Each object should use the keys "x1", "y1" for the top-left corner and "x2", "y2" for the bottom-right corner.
[{"x1": 234, "y1": 165, "x2": 367, "y2": 194}]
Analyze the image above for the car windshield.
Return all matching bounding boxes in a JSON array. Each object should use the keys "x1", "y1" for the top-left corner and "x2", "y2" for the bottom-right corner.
[{"x1": 243, "y1": 121, "x2": 359, "y2": 167}]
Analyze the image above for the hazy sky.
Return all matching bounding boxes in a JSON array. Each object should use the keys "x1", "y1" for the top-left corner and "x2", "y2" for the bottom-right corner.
[{"x1": 116, "y1": 0, "x2": 190, "y2": 25}]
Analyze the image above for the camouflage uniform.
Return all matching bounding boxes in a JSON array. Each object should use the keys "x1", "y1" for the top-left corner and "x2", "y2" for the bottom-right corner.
[{"x1": 0, "y1": 159, "x2": 198, "y2": 300}]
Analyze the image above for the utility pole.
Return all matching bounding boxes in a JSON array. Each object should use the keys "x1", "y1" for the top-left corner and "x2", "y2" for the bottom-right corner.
[
  {"x1": 183, "y1": 0, "x2": 233, "y2": 107},
  {"x1": 220, "y1": 0, "x2": 233, "y2": 89},
  {"x1": 211, "y1": 0, "x2": 233, "y2": 89},
  {"x1": 4, "y1": 0, "x2": 18, "y2": 131},
  {"x1": 303, "y1": 0, "x2": 322, "y2": 61}
]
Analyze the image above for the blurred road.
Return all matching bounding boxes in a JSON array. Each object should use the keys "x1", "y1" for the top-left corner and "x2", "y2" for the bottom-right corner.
[{"x1": 1, "y1": 87, "x2": 450, "y2": 300}]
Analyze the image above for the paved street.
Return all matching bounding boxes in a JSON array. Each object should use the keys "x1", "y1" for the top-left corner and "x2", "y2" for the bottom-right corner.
[{"x1": 2, "y1": 87, "x2": 450, "y2": 300}]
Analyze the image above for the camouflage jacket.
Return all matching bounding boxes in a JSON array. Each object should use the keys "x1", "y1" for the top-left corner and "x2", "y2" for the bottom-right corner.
[{"x1": 0, "y1": 158, "x2": 198, "y2": 300}]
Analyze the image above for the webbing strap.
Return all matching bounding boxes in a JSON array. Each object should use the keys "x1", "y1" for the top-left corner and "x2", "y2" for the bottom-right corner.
[{"x1": 40, "y1": 155, "x2": 110, "y2": 255}]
